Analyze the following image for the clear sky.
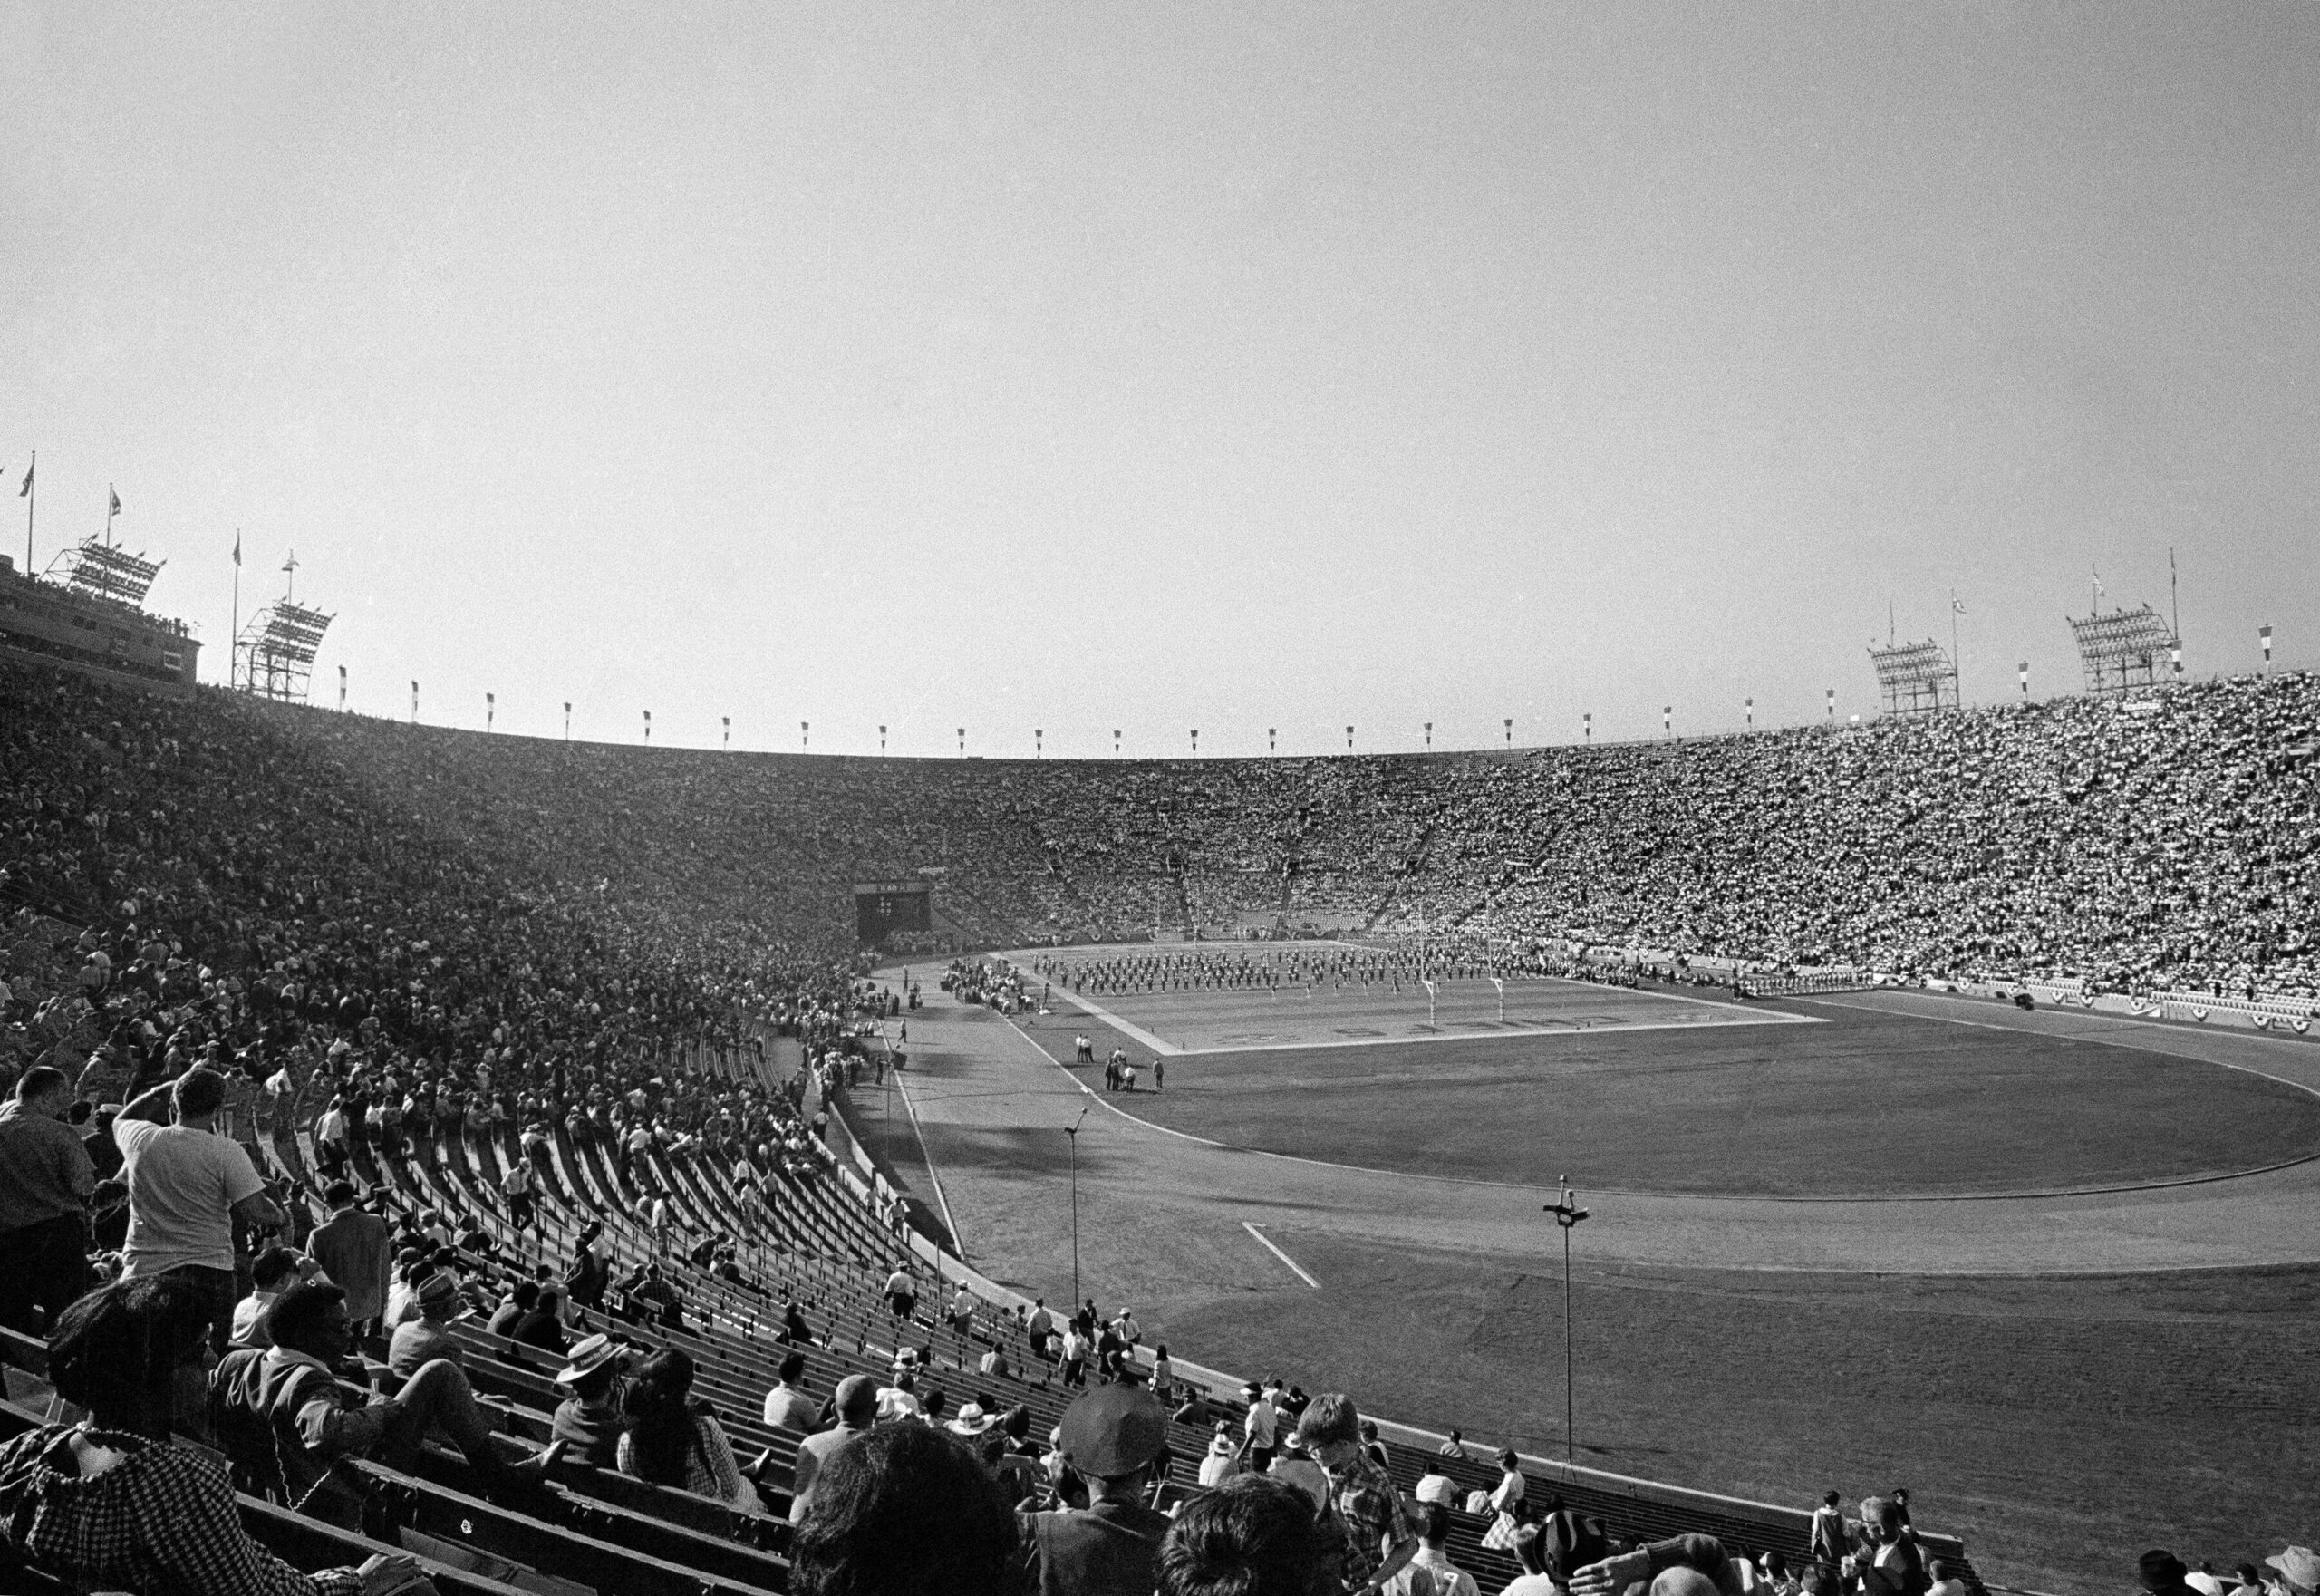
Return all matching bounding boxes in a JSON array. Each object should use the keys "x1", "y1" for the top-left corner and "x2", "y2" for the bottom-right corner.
[{"x1": 5, "y1": 4, "x2": 2314, "y2": 756}]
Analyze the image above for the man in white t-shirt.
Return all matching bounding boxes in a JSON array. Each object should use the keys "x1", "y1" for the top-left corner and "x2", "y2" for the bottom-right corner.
[
  {"x1": 1242, "y1": 1382, "x2": 1279, "y2": 1470},
  {"x1": 114, "y1": 1068, "x2": 285, "y2": 1351}
]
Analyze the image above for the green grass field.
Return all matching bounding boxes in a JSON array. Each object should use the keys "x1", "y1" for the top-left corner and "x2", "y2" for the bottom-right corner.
[{"x1": 1021, "y1": 975, "x2": 2320, "y2": 1198}]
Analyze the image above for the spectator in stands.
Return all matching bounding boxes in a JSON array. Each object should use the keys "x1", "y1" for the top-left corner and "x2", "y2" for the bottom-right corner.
[
  {"x1": 1059, "y1": 1320, "x2": 1091, "y2": 1388},
  {"x1": 228, "y1": 1243, "x2": 310, "y2": 1350},
  {"x1": 1017, "y1": 1383, "x2": 1174, "y2": 1596},
  {"x1": 1242, "y1": 1381, "x2": 1278, "y2": 1469},
  {"x1": 2263, "y1": 1550, "x2": 2319, "y2": 1596},
  {"x1": 1437, "y1": 1427, "x2": 1467, "y2": 1458},
  {"x1": 1489, "y1": 1447, "x2": 1527, "y2": 1518},
  {"x1": 1199, "y1": 1421, "x2": 1242, "y2": 1486},
  {"x1": 1810, "y1": 1492, "x2": 1847, "y2": 1569},
  {"x1": 0, "y1": 1064, "x2": 95, "y2": 1334},
  {"x1": 113, "y1": 1067, "x2": 285, "y2": 1352},
  {"x1": 1572, "y1": 1533, "x2": 1749, "y2": 1596},
  {"x1": 1383, "y1": 1503, "x2": 1476, "y2": 1596},
  {"x1": 1923, "y1": 1559, "x2": 1967, "y2": 1596},
  {"x1": 307, "y1": 1182, "x2": 390, "y2": 1339},
  {"x1": 508, "y1": 1277, "x2": 567, "y2": 1353},
  {"x1": 616, "y1": 1346, "x2": 764, "y2": 1515},
  {"x1": 792, "y1": 1421, "x2": 1020, "y2": 1596},
  {"x1": 885, "y1": 1261, "x2": 918, "y2": 1322},
  {"x1": 1298, "y1": 1392, "x2": 1419, "y2": 1596},
  {"x1": 1854, "y1": 1495, "x2": 1922, "y2": 1596},
  {"x1": 622, "y1": 1259, "x2": 684, "y2": 1330},
  {"x1": 485, "y1": 1277, "x2": 532, "y2": 1336},
  {"x1": 1413, "y1": 1456, "x2": 1456, "y2": 1507},
  {"x1": 763, "y1": 1349, "x2": 820, "y2": 1436},
  {"x1": 778, "y1": 1293, "x2": 817, "y2": 1346},
  {"x1": 1158, "y1": 1472, "x2": 1331, "y2": 1596},
  {"x1": 550, "y1": 1332, "x2": 637, "y2": 1468},
  {"x1": 1266, "y1": 1432, "x2": 1329, "y2": 1511},
  {"x1": 2142, "y1": 1553, "x2": 2202, "y2": 1596},
  {"x1": 791, "y1": 1371, "x2": 879, "y2": 1523},
  {"x1": 0, "y1": 1274, "x2": 418, "y2": 1596},
  {"x1": 387, "y1": 1271, "x2": 469, "y2": 1378},
  {"x1": 213, "y1": 1278, "x2": 562, "y2": 1529},
  {"x1": 566, "y1": 1221, "x2": 612, "y2": 1311},
  {"x1": 313, "y1": 1097, "x2": 351, "y2": 1180}
]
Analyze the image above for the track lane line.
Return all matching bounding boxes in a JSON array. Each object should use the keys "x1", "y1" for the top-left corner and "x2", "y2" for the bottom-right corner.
[{"x1": 1243, "y1": 1223, "x2": 1321, "y2": 1288}]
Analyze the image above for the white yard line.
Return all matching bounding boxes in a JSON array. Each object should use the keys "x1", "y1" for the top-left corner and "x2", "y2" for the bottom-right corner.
[
  {"x1": 888, "y1": 1063, "x2": 967, "y2": 1259},
  {"x1": 1242, "y1": 1222, "x2": 1321, "y2": 1288}
]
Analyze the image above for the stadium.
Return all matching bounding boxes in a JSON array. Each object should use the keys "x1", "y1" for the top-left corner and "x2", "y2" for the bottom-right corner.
[{"x1": 5, "y1": 10, "x2": 2316, "y2": 1596}]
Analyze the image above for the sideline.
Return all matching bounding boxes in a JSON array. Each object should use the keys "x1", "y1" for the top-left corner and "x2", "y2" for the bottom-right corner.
[
  {"x1": 888, "y1": 1060, "x2": 966, "y2": 1259},
  {"x1": 1242, "y1": 1222, "x2": 1321, "y2": 1288}
]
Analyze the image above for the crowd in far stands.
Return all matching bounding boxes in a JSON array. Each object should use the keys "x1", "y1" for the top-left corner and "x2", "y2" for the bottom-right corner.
[{"x1": 2, "y1": 658, "x2": 2316, "y2": 1596}]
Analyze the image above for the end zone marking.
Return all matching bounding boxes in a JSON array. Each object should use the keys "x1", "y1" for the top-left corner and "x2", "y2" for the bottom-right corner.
[{"x1": 1243, "y1": 1223, "x2": 1321, "y2": 1288}]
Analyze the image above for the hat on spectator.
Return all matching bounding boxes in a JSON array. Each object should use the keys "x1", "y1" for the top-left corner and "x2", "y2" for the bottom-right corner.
[
  {"x1": 945, "y1": 1401, "x2": 995, "y2": 1436},
  {"x1": 2267, "y1": 1550, "x2": 2320, "y2": 1596},
  {"x1": 555, "y1": 1333, "x2": 624, "y2": 1385},
  {"x1": 1206, "y1": 1425, "x2": 1236, "y2": 1457},
  {"x1": 1542, "y1": 1510, "x2": 1610, "y2": 1581},
  {"x1": 414, "y1": 1272, "x2": 467, "y2": 1317},
  {"x1": 1058, "y1": 1384, "x2": 1168, "y2": 1478},
  {"x1": 2141, "y1": 1553, "x2": 2191, "y2": 1591}
]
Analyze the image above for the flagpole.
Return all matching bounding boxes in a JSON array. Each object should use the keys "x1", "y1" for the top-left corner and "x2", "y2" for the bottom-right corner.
[
  {"x1": 230, "y1": 532, "x2": 240, "y2": 692},
  {"x1": 21, "y1": 452, "x2": 31, "y2": 574}
]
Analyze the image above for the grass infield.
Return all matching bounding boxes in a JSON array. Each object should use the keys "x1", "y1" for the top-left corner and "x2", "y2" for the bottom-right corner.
[{"x1": 1012, "y1": 975, "x2": 2320, "y2": 1198}]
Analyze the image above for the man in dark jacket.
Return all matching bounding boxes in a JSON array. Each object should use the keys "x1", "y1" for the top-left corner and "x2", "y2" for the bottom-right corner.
[{"x1": 1018, "y1": 1384, "x2": 1174, "y2": 1596}]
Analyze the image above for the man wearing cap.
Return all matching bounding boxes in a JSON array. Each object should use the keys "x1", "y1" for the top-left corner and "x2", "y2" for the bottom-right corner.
[
  {"x1": 2264, "y1": 1549, "x2": 2320, "y2": 1596},
  {"x1": 792, "y1": 1372, "x2": 879, "y2": 1523},
  {"x1": 1018, "y1": 1383, "x2": 1174, "y2": 1596}
]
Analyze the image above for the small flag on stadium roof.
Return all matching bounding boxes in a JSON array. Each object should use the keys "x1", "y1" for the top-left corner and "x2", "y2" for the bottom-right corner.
[
  {"x1": 16, "y1": 459, "x2": 31, "y2": 497},
  {"x1": 109, "y1": 485, "x2": 121, "y2": 515},
  {"x1": 232, "y1": 531, "x2": 241, "y2": 567}
]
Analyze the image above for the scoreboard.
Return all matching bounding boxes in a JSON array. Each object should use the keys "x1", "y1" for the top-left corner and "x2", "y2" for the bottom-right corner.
[{"x1": 854, "y1": 880, "x2": 933, "y2": 946}]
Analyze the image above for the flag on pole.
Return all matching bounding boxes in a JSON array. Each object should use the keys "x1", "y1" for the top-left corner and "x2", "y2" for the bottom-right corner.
[
  {"x1": 16, "y1": 460, "x2": 30, "y2": 497},
  {"x1": 1952, "y1": 597, "x2": 1967, "y2": 614},
  {"x1": 108, "y1": 486, "x2": 121, "y2": 516},
  {"x1": 232, "y1": 531, "x2": 241, "y2": 567}
]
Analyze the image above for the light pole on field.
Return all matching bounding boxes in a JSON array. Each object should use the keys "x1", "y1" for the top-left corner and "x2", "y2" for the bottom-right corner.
[
  {"x1": 1545, "y1": 1177, "x2": 1590, "y2": 1466},
  {"x1": 1065, "y1": 1106, "x2": 1089, "y2": 1307}
]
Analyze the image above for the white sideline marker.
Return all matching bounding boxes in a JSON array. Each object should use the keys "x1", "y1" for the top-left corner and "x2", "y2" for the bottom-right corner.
[{"x1": 1242, "y1": 1222, "x2": 1320, "y2": 1289}]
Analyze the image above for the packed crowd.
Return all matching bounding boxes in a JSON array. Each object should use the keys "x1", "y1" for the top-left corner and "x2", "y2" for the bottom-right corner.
[
  {"x1": 3, "y1": 655, "x2": 2315, "y2": 1594},
  {"x1": 14, "y1": 662, "x2": 2307, "y2": 1000}
]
